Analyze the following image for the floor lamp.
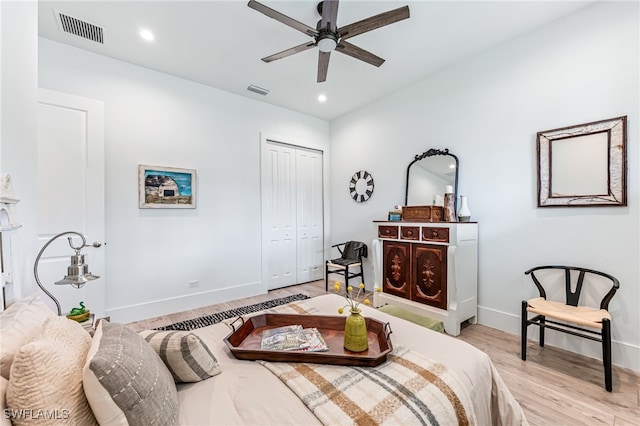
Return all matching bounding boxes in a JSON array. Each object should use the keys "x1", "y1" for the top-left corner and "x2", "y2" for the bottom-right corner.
[{"x1": 34, "y1": 231, "x2": 102, "y2": 316}]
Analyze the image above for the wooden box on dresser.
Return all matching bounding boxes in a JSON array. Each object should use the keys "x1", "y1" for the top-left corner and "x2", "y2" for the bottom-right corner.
[{"x1": 372, "y1": 221, "x2": 478, "y2": 336}]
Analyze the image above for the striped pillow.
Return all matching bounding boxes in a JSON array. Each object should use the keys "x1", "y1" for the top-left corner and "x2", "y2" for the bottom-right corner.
[{"x1": 138, "y1": 330, "x2": 221, "y2": 383}]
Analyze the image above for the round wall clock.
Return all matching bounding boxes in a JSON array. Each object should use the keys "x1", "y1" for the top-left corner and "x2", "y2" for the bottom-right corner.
[{"x1": 349, "y1": 170, "x2": 374, "y2": 203}]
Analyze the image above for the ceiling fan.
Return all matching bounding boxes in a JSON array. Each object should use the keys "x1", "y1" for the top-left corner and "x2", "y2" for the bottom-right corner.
[{"x1": 247, "y1": 0, "x2": 410, "y2": 83}]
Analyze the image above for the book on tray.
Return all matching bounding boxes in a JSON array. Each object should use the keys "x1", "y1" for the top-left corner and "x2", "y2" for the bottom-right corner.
[{"x1": 260, "y1": 325, "x2": 329, "y2": 352}]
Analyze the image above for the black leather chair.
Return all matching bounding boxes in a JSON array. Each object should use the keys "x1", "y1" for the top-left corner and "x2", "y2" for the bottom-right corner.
[
  {"x1": 325, "y1": 241, "x2": 367, "y2": 291},
  {"x1": 521, "y1": 265, "x2": 619, "y2": 391}
]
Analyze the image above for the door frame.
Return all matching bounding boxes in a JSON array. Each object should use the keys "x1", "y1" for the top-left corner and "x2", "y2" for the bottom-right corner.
[{"x1": 260, "y1": 132, "x2": 328, "y2": 292}]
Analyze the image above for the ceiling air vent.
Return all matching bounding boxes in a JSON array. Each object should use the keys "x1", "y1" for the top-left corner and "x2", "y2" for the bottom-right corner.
[
  {"x1": 55, "y1": 10, "x2": 104, "y2": 44},
  {"x1": 247, "y1": 85, "x2": 270, "y2": 96}
]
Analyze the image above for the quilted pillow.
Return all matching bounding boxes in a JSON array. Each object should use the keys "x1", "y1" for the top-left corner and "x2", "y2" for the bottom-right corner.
[
  {"x1": 83, "y1": 321, "x2": 178, "y2": 426},
  {"x1": 1, "y1": 376, "x2": 11, "y2": 426},
  {"x1": 6, "y1": 316, "x2": 97, "y2": 426},
  {"x1": 138, "y1": 330, "x2": 221, "y2": 382},
  {"x1": 0, "y1": 294, "x2": 55, "y2": 379}
]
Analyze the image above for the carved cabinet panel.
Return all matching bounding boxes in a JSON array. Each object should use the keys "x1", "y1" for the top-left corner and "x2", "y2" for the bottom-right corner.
[
  {"x1": 382, "y1": 241, "x2": 411, "y2": 299},
  {"x1": 413, "y1": 245, "x2": 447, "y2": 309}
]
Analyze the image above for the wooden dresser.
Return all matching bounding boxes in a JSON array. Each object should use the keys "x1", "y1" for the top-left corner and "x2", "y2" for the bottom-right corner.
[{"x1": 372, "y1": 221, "x2": 478, "y2": 336}]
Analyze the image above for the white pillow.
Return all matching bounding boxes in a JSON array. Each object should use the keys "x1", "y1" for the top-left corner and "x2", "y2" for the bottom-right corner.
[
  {"x1": 138, "y1": 330, "x2": 221, "y2": 382},
  {"x1": 6, "y1": 316, "x2": 97, "y2": 426},
  {"x1": 0, "y1": 376, "x2": 11, "y2": 426},
  {"x1": 0, "y1": 294, "x2": 55, "y2": 379},
  {"x1": 83, "y1": 321, "x2": 178, "y2": 426}
]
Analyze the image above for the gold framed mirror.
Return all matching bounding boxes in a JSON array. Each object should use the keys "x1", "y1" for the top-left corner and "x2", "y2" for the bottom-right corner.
[{"x1": 537, "y1": 116, "x2": 627, "y2": 207}]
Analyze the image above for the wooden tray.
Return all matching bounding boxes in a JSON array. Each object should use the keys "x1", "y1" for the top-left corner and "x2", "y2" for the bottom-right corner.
[{"x1": 224, "y1": 313, "x2": 393, "y2": 367}]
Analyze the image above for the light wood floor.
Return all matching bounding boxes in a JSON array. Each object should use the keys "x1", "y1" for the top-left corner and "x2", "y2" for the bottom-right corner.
[{"x1": 128, "y1": 281, "x2": 639, "y2": 425}]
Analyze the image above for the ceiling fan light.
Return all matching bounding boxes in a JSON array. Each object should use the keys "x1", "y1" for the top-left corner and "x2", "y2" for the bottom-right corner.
[{"x1": 318, "y1": 38, "x2": 337, "y2": 52}]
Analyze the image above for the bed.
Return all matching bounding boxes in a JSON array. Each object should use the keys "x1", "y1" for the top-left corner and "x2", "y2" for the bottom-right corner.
[
  {"x1": 176, "y1": 294, "x2": 528, "y2": 425},
  {"x1": 1, "y1": 293, "x2": 526, "y2": 425}
]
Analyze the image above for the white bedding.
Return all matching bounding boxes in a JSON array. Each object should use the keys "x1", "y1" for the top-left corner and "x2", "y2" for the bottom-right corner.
[{"x1": 177, "y1": 294, "x2": 527, "y2": 426}]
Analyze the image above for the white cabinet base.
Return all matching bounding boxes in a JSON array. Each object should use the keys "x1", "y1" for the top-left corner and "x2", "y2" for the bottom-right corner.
[{"x1": 373, "y1": 222, "x2": 478, "y2": 337}]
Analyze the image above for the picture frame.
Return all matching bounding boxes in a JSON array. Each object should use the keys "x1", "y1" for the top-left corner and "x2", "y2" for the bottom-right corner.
[
  {"x1": 138, "y1": 165, "x2": 196, "y2": 209},
  {"x1": 537, "y1": 116, "x2": 627, "y2": 207}
]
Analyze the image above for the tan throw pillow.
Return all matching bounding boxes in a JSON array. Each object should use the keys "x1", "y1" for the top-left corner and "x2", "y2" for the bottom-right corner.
[
  {"x1": 0, "y1": 295, "x2": 55, "y2": 379},
  {"x1": 6, "y1": 317, "x2": 97, "y2": 426},
  {"x1": 138, "y1": 330, "x2": 221, "y2": 383},
  {"x1": 83, "y1": 321, "x2": 178, "y2": 426}
]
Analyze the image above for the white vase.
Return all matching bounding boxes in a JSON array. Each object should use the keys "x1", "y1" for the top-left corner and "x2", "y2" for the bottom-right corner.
[{"x1": 458, "y1": 195, "x2": 471, "y2": 222}]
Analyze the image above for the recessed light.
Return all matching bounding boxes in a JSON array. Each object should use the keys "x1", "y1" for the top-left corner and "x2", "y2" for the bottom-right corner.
[
  {"x1": 139, "y1": 29, "x2": 154, "y2": 41},
  {"x1": 318, "y1": 94, "x2": 327, "y2": 103}
]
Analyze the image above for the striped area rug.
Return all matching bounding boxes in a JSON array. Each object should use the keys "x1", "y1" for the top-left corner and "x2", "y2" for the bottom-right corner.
[{"x1": 155, "y1": 294, "x2": 310, "y2": 331}]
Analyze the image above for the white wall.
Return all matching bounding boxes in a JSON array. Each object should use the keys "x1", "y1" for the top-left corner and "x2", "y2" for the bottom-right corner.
[
  {"x1": 330, "y1": 1, "x2": 639, "y2": 371},
  {"x1": 0, "y1": 1, "x2": 39, "y2": 303},
  {"x1": 38, "y1": 38, "x2": 330, "y2": 322}
]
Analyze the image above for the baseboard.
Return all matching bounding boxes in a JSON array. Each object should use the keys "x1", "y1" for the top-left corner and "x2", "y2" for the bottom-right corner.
[
  {"x1": 477, "y1": 305, "x2": 639, "y2": 372},
  {"x1": 105, "y1": 281, "x2": 265, "y2": 324}
]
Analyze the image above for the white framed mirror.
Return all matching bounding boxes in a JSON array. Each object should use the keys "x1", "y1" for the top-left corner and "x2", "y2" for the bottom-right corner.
[{"x1": 537, "y1": 116, "x2": 627, "y2": 207}]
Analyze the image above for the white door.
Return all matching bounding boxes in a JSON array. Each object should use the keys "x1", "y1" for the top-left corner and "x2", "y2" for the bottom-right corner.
[
  {"x1": 296, "y1": 147, "x2": 323, "y2": 283},
  {"x1": 262, "y1": 141, "x2": 297, "y2": 290},
  {"x1": 37, "y1": 89, "x2": 105, "y2": 316},
  {"x1": 261, "y1": 138, "x2": 324, "y2": 290}
]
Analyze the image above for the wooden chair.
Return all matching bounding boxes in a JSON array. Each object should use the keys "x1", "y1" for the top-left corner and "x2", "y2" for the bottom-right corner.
[
  {"x1": 325, "y1": 241, "x2": 367, "y2": 291},
  {"x1": 521, "y1": 265, "x2": 619, "y2": 391}
]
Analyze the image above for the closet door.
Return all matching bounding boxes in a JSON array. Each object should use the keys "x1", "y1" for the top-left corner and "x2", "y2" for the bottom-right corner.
[
  {"x1": 296, "y1": 147, "x2": 323, "y2": 283},
  {"x1": 262, "y1": 142, "x2": 297, "y2": 290},
  {"x1": 261, "y1": 138, "x2": 324, "y2": 290}
]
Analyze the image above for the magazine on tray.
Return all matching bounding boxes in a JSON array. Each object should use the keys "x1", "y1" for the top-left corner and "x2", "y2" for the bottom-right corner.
[{"x1": 261, "y1": 324, "x2": 329, "y2": 352}]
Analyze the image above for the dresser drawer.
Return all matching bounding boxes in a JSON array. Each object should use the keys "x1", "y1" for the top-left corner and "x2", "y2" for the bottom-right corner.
[
  {"x1": 378, "y1": 225, "x2": 398, "y2": 239},
  {"x1": 421, "y1": 227, "x2": 449, "y2": 243},
  {"x1": 400, "y1": 226, "x2": 420, "y2": 240}
]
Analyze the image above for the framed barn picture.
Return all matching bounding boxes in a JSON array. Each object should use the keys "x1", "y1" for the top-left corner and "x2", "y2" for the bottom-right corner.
[{"x1": 138, "y1": 165, "x2": 196, "y2": 209}]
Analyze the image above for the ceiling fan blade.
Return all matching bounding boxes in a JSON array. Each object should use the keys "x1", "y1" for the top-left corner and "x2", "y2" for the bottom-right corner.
[
  {"x1": 336, "y1": 40, "x2": 384, "y2": 67},
  {"x1": 248, "y1": 0, "x2": 318, "y2": 36},
  {"x1": 262, "y1": 41, "x2": 316, "y2": 62},
  {"x1": 320, "y1": 0, "x2": 339, "y2": 32},
  {"x1": 338, "y1": 5, "x2": 410, "y2": 41},
  {"x1": 317, "y1": 51, "x2": 331, "y2": 83}
]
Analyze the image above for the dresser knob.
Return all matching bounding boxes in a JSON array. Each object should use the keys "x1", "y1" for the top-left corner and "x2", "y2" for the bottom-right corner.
[
  {"x1": 432, "y1": 231, "x2": 438, "y2": 238},
  {"x1": 407, "y1": 230, "x2": 413, "y2": 236}
]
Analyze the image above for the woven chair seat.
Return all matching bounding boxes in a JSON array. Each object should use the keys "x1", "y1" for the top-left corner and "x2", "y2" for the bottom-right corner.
[
  {"x1": 327, "y1": 260, "x2": 362, "y2": 268},
  {"x1": 526, "y1": 297, "x2": 611, "y2": 329}
]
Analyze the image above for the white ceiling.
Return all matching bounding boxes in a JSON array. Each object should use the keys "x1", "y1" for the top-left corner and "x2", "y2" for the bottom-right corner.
[{"x1": 38, "y1": 1, "x2": 593, "y2": 120}]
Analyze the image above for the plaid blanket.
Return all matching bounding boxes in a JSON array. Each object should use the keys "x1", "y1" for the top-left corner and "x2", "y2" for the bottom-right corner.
[
  {"x1": 259, "y1": 346, "x2": 476, "y2": 426},
  {"x1": 248, "y1": 301, "x2": 477, "y2": 426}
]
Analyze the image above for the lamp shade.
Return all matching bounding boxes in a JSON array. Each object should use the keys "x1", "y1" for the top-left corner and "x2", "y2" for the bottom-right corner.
[{"x1": 54, "y1": 254, "x2": 100, "y2": 287}]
